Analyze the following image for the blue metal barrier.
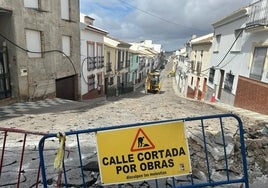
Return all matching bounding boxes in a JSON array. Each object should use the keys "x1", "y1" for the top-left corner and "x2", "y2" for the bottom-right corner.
[{"x1": 38, "y1": 113, "x2": 249, "y2": 188}]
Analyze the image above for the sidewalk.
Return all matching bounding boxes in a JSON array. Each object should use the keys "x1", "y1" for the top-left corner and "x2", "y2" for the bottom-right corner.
[
  {"x1": 0, "y1": 95, "x2": 111, "y2": 121},
  {"x1": 209, "y1": 101, "x2": 268, "y2": 123},
  {"x1": 0, "y1": 98, "x2": 89, "y2": 121},
  {"x1": 172, "y1": 78, "x2": 268, "y2": 123}
]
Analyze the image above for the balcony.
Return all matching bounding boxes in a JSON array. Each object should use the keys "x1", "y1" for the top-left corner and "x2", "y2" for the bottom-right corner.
[
  {"x1": 96, "y1": 56, "x2": 104, "y2": 69},
  {"x1": 106, "y1": 62, "x2": 112, "y2": 73},
  {"x1": 126, "y1": 60, "x2": 130, "y2": 68},
  {"x1": 117, "y1": 61, "x2": 124, "y2": 70},
  {"x1": 245, "y1": 0, "x2": 268, "y2": 32},
  {"x1": 87, "y1": 57, "x2": 96, "y2": 71}
]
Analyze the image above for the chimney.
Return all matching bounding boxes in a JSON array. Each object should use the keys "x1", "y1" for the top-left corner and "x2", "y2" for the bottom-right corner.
[
  {"x1": 84, "y1": 16, "x2": 95, "y2": 26},
  {"x1": 191, "y1": 35, "x2": 197, "y2": 39}
]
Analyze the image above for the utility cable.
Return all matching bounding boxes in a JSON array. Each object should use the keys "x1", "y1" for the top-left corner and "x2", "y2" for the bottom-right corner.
[
  {"x1": 117, "y1": 0, "x2": 206, "y2": 32},
  {"x1": 81, "y1": 57, "x2": 90, "y2": 85},
  {"x1": 201, "y1": 28, "x2": 244, "y2": 73},
  {"x1": 0, "y1": 33, "x2": 77, "y2": 75}
]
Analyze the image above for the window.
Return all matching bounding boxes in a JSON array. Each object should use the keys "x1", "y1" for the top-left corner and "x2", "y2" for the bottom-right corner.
[
  {"x1": 62, "y1": 35, "x2": 71, "y2": 56},
  {"x1": 214, "y1": 34, "x2": 221, "y2": 52},
  {"x1": 126, "y1": 51, "x2": 130, "y2": 67},
  {"x1": 88, "y1": 74, "x2": 95, "y2": 91},
  {"x1": 118, "y1": 50, "x2": 123, "y2": 70},
  {"x1": 106, "y1": 51, "x2": 112, "y2": 72},
  {"x1": 88, "y1": 57, "x2": 96, "y2": 71},
  {"x1": 250, "y1": 47, "x2": 267, "y2": 81},
  {"x1": 109, "y1": 77, "x2": 114, "y2": 85},
  {"x1": 24, "y1": 0, "x2": 39, "y2": 9},
  {"x1": 97, "y1": 73, "x2": 102, "y2": 86},
  {"x1": 191, "y1": 61, "x2": 195, "y2": 73},
  {"x1": 97, "y1": 43, "x2": 103, "y2": 68},
  {"x1": 224, "y1": 72, "x2": 234, "y2": 92},
  {"x1": 25, "y1": 29, "x2": 42, "y2": 58},
  {"x1": 232, "y1": 29, "x2": 243, "y2": 52},
  {"x1": 61, "y1": 0, "x2": 70, "y2": 20},
  {"x1": 107, "y1": 51, "x2": 111, "y2": 63},
  {"x1": 0, "y1": 50, "x2": 11, "y2": 99},
  {"x1": 209, "y1": 68, "x2": 215, "y2": 83},
  {"x1": 196, "y1": 61, "x2": 202, "y2": 75},
  {"x1": 87, "y1": 42, "x2": 95, "y2": 70}
]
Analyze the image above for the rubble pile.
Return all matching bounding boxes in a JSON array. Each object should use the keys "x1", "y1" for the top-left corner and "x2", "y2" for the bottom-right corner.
[
  {"x1": 243, "y1": 122, "x2": 268, "y2": 181},
  {"x1": 187, "y1": 119, "x2": 268, "y2": 186}
]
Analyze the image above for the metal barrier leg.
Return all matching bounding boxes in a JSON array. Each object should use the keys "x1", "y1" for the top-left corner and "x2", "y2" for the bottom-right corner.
[
  {"x1": 0, "y1": 127, "x2": 46, "y2": 187},
  {"x1": 0, "y1": 131, "x2": 7, "y2": 177},
  {"x1": 17, "y1": 133, "x2": 27, "y2": 188}
]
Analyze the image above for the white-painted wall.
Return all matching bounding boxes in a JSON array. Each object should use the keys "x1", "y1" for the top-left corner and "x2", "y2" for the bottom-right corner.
[
  {"x1": 208, "y1": 13, "x2": 249, "y2": 95},
  {"x1": 80, "y1": 26, "x2": 105, "y2": 96},
  {"x1": 208, "y1": 5, "x2": 268, "y2": 104}
]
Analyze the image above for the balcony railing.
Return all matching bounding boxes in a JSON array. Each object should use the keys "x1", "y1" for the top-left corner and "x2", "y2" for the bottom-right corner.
[
  {"x1": 96, "y1": 56, "x2": 104, "y2": 69},
  {"x1": 87, "y1": 57, "x2": 96, "y2": 71},
  {"x1": 246, "y1": 0, "x2": 268, "y2": 28},
  {"x1": 126, "y1": 60, "x2": 130, "y2": 68},
  {"x1": 117, "y1": 61, "x2": 124, "y2": 70},
  {"x1": 106, "y1": 62, "x2": 112, "y2": 73},
  {"x1": 87, "y1": 56, "x2": 104, "y2": 70}
]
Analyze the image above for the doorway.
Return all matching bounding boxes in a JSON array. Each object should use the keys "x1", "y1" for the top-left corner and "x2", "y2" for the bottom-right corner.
[{"x1": 217, "y1": 69, "x2": 224, "y2": 99}]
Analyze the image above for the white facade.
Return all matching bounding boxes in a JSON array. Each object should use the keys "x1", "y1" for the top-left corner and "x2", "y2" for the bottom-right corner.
[
  {"x1": 80, "y1": 14, "x2": 108, "y2": 99},
  {"x1": 208, "y1": 1, "x2": 268, "y2": 106},
  {"x1": 207, "y1": 7, "x2": 249, "y2": 104},
  {"x1": 188, "y1": 33, "x2": 213, "y2": 100},
  {"x1": 104, "y1": 36, "x2": 131, "y2": 90}
]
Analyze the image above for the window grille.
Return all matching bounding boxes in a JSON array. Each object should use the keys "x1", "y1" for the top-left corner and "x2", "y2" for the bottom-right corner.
[
  {"x1": 250, "y1": 47, "x2": 267, "y2": 81},
  {"x1": 224, "y1": 72, "x2": 234, "y2": 92},
  {"x1": 209, "y1": 68, "x2": 215, "y2": 83}
]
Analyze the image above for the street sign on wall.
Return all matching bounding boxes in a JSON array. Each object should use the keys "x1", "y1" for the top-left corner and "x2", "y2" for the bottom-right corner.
[{"x1": 96, "y1": 121, "x2": 192, "y2": 185}]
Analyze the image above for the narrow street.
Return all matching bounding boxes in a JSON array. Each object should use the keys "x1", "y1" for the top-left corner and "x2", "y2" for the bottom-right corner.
[
  {"x1": 0, "y1": 61, "x2": 267, "y2": 187},
  {"x1": 0, "y1": 60, "x2": 226, "y2": 133}
]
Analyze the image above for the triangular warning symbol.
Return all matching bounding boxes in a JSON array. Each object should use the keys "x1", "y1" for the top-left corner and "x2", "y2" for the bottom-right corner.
[{"x1": 130, "y1": 128, "x2": 155, "y2": 152}]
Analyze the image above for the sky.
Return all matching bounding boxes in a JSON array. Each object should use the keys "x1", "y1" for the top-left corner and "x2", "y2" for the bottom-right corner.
[{"x1": 80, "y1": 0, "x2": 253, "y2": 51}]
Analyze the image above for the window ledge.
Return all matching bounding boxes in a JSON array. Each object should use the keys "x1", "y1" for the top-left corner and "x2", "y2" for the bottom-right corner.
[
  {"x1": 230, "y1": 50, "x2": 241, "y2": 53},
  {"x1": 25, "y1": 7, "x2": 48, "y2": 13}
]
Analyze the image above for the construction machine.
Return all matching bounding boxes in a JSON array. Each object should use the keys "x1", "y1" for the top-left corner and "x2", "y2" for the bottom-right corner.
[{"x1": 145, "y1": 71, "x2": 161, "y2": 93}]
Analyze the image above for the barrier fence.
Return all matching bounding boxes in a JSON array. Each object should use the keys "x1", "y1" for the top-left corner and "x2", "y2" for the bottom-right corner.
[
  {"x1": 0, "y1": 127, "x2": 47, "y2": 187},
  {"x1": 38, "y1": 113, "x2": 249, "y2": 188}
]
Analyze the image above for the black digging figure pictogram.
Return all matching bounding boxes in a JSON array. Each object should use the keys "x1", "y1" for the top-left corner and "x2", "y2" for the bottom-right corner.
[
  {"x1": 138, "y1": 136, "x2": 144, "y2": 147},
  {"x1": 138, "y1": 136, "x2": 150, "y2": 147}
]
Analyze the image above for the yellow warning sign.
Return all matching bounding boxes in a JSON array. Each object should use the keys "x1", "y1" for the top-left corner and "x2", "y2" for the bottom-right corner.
[
  {"x1": 96, "y1": 121, "x2": 191, "y2": 185},
  {"x1": 130, "y1": 128, "x2": 155, "y2": 152}
]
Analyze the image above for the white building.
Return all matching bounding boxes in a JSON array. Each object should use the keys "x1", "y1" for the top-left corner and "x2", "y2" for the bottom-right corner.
[
  {"x1": 207, "y1": 0, "x2": 268, "y2": 114},
  {"x1": 80, "y1": 14, "x2": 108, "y2": 100},
  {"x1": 104, "y1": 36, "x2": 131, "y2": 96},
  {"x1": 187, "y1": 33, "x2": 213, "y2": 100}
]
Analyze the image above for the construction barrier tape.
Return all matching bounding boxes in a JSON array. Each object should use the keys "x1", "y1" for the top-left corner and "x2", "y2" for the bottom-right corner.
[{"x1": 54, "y1": 132, "x2": 66, "y2": 170}]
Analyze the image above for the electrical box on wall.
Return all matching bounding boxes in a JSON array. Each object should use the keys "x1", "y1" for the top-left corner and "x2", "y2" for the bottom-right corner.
[{"x1": 20, "y1": 69, "x2": 28, "y2": 76}]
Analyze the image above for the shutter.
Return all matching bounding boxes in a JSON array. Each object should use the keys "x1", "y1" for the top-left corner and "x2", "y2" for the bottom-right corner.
[
  {"x1": 24, "y1": 0, "x2": 38, "y2": 9},
  {"x1": 25, "y1": 29, "x2": 41, "y2": 58},
  {"x1": 61, "y1": 0, "x2": 69, "y2": 20}
]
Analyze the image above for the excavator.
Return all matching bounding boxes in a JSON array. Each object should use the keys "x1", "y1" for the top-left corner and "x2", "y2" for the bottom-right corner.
[{"x1": 145, "y1": 71, "x2": 161, "y2": 94}]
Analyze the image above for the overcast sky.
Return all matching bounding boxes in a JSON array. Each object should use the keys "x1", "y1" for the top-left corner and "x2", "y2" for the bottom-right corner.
[{"x1": 80, "y1": 0, "x2": 253, "y2": 51}]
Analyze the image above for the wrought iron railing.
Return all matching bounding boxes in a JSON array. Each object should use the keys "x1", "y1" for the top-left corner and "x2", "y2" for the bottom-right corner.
[
  {"x1": 246, "y1": 0, "x2": 268, "y2": 28},
  {"x1": 106, "y1": 62, "x2": 112, "y2": 73}
]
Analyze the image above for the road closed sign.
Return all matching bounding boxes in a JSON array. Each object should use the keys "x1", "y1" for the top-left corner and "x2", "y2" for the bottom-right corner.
[{"x1": 96, "y1": 121, "x2": 191, "y2": 185}]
